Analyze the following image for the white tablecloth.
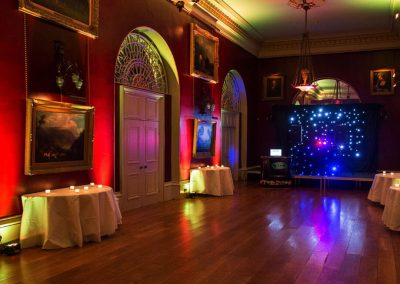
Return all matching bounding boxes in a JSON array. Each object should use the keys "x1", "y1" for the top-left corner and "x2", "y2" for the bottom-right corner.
[
  {"x1": 382, "y1": 186, "x2": 400, "y2": 231},
  {"x1": 20, "y1": 185, "x2": 122, "y2": 249},
  {"x1": 367, "y1": 173, "x2": 400, "y2": 205},
  {"x1": 190, "y1": 167, "x2": 234, "y2": 196}
]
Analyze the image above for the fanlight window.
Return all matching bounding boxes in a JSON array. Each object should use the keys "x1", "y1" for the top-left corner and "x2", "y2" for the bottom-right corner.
[
  {"x1": 222, "y1": 71, "x2": 240, "y2": 111},
  {"x1": 115, "y1": 31, "x2": 167, "y2": 93},
  {"x1": 293, "y1": 78, "x2": 360, "y2": 105}
]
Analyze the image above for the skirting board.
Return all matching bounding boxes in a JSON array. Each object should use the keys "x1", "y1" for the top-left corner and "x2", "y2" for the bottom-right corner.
[{"x1": 0, "y1": 215, "x2": 21, "y2": 243}]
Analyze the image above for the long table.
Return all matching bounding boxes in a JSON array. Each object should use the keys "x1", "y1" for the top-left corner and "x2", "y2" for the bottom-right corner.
[
  {"x1": 20, "y1": 185, "x2": 122, "y2": 249},
  {"x1": 189, "y1": 166, "x2": 234, "y2": 196}
]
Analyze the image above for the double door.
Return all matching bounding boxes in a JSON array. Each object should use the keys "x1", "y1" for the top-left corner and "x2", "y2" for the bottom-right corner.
[{"x1": 121, "y1": 87, "x2": 163, "y2": 210}]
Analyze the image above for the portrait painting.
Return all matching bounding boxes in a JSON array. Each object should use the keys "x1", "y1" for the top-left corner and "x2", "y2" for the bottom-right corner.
[
  {"x1": 19, "y1": 0, "x2": 99, "y2": 38},
  {"x1": 370, "y1": 68, "x2": 394, "y2": 95},
  {"x1": 262, "y1": 74, "x2": 284, "y2": 100},
  {"x1": 190, "y1": 23, "x2": 219, "y2": 83},
  {"x1": 25, "y1": 99, "x2": 94, "y2": 175}
]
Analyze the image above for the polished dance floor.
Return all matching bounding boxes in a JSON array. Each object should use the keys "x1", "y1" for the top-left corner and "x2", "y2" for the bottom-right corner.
[{"x1": 2, "y1": 182, "x2": 399, "y2": 283}]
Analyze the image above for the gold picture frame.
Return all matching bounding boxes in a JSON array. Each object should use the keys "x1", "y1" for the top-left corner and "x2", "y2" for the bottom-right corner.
[
  {"x1": 262, "y1": 74, "x2": 284, "y2": 100},
  {"x1": 190, "y1": 23, "x2": 219, "y2": 83},
  {"x1": 370, "y1": 68, "x2": 394, "y2": 96},
  {"x1": 25, "y1": 99, "x2": 94, "y2": 175},
  {"x1": 19, "y1": 0, "x2": 99, "y2": 38}
]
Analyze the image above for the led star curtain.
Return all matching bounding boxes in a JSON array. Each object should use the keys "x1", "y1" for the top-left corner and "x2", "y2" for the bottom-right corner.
[{"x1": 273, "y1": 104, "x2": 380, "y2": 176}]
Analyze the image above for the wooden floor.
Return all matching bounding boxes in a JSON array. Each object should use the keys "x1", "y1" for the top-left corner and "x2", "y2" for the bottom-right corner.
[{"x1": 2, "y1": 182, "x2": 400, "y2": 284}]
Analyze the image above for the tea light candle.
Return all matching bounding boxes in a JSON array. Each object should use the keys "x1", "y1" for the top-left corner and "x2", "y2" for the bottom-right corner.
[
  {"x1": 207, "y1": 165, "x2": 210, "y2": 168},
  {"x1": 221, "y1": 165, "x2": 224, "y2": 167},
  {"x1": 211, "y1": 166, "x2": 214, "y2": 169},
  {"x1": 391, "y1": 172, "x2": 394, "y2": 175},
  {"x1": 383, "y1": 171, "x2": 386, "y2": 174},
  {"x1": 69, "y1": 185, "x2": 75, "y2": 190},
  {"x1": 74, "y1": 188, "x2": 80, "y2": 193},
  {"x1": 45, "y1": 189, "x2": 51, "y2": 194},
  {"x1": 98, "y1": 184, "x2": 103, "y2": 188},
  {"x1": 395, "y1": 184, "x2": 399, "y2": 188},
  {"x1": 198, "y1": 167, "x2": 201, "y2": 169},
  {"x1": 90, "y1": 182, "x2": 95, "y2": 186},
  {"x1": 84, "y1": 186, "x2": 89, "y2": 190}
]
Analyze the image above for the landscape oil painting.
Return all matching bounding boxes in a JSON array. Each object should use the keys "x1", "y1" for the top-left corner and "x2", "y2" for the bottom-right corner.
[{"x1": 25, "y1": 99, "x2": 94, "y2": 175}]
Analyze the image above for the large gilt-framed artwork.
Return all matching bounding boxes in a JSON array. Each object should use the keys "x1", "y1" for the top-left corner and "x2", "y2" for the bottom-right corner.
[
  {"x1": 19, "y1": 0, "x2": 99, "y2": 38},
  {"x1": 370, "y1": 68, "x2": 394, "y2": 96},
  {"x1": 190, "y1": 23, "x2": 219, "y2": 83},
  {"x1": 262, "y1": 74, "x2": 284, "y2": 100},
  {"x1": 25, "y1": 99, "x2": 94, "y2": 175}
]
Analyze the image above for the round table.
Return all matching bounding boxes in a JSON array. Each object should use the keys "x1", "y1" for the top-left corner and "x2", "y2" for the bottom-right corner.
[
  {"x1": 20, "y1": 185, "x2": 122, "y2": 249},
  {"x1": 367, "y1": 173, "x2": 400, "y2": 205},
  {"x1": 382, "y1": 185, "x2": 400, "y2": 231}
]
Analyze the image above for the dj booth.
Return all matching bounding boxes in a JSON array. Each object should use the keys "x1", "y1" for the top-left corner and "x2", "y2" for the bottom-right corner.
[{"x1": 260, "y1": 152, "x2": 292, "y2": 187}]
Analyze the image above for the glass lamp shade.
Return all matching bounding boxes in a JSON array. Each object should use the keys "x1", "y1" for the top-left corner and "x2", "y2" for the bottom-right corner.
[{"x1": 294, "y1": 84, "x2": 317, "y2": 92}]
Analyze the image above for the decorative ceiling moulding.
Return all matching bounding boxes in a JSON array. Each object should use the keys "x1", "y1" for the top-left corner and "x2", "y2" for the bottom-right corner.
[{"x1": 259, "y1": 32, "x2": 400, "y2": 58}]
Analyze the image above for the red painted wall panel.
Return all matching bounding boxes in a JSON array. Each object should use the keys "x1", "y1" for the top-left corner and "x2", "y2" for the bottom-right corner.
[{"x1": 0, "y1": 0, "x2": 257, "y2": 218}]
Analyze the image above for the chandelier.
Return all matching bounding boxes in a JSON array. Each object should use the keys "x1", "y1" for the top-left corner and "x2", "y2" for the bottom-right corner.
[{"x1": 289, "y1": 0, "x2": 325, "y2": 92}]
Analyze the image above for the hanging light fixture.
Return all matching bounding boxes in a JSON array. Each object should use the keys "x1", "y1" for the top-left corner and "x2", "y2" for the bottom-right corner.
[{"x1": 289, "y1": 0, "x2": 325, "y2": 92}]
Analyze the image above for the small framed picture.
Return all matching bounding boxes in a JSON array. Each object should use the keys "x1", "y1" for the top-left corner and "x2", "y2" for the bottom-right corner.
[
  {"x1": 370, "y1": 68, "x2": 394, "y2": 96},
  {"x1": 262, "y1": 74, "x2": 284, "y2": 100}
]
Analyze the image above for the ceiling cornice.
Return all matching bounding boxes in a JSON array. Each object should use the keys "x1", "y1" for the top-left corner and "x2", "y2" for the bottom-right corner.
[{"x1": 259, "y1": 32, "x2": 400, "y2": 58}]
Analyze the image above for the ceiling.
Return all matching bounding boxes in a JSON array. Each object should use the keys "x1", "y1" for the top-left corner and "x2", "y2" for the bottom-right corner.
[
  {"x1": 180, "y1": 0, "x2": 400, "y2": 57},
  {"x1": 223, "y1": 0, "x2": 396, "y2": 41}
]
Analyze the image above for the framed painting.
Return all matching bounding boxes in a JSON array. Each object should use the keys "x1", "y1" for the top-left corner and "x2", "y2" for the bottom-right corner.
[
  {"x1": 190, "y1": 23, "x2": 219, "y2": 83},
  {"x1": 25, "y1": 99, "x2": 94, "y2": 175},
  {"x1": 262, "y1": 74, "x2": 284, "y2": 100},
  {"x1": 19, "y1": 0, "x2": 99, "y2": 38},
  {"x1": 370, "y1": 68, "x2": 394, "y2": 96}
]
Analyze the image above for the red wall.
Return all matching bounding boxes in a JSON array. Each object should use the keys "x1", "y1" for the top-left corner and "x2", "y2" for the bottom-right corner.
[
  {"x1": 0, "y1": 0, "x2": 257, "y2": 218},
  {"x1": 253, "y1": 50, "x2": 400, "y2": 170}
]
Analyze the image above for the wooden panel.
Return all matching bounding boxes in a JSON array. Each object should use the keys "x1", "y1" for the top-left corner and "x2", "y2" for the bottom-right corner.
[
  {"x1": 145, "y1": 98, "x2": 159, "y2": 121},
  {"x1": 124, "y1": 93, "x2": 145, "y2": 120}
]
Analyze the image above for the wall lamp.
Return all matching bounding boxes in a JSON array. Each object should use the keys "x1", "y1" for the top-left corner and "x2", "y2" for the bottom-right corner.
[{"x1": 176, "y1": 1, "x2": 184, "y2": 12}]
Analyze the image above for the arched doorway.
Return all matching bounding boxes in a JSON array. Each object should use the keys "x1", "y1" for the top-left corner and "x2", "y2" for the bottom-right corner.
[
  {"x1": 221, "y1": 70, "x2": 247, "y2": 180},
  {"x1": 292, "y1": 78, "x2": 361, "y2": 105},
  {"x1": 115, "y1": 28, "x2": 180, "y2": 211}
]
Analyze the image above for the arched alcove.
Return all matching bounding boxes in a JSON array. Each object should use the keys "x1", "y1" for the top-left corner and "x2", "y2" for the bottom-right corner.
[
  {"x1": 221, "y1": 70, "x2": 248, "y2": 180},
  {"x1": 114, "y1": 27, "x2": 180, "y2": 209}
]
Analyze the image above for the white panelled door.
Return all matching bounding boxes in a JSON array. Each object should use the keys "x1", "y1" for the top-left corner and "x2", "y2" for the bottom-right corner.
[{"x1": 122, "y1": 87, "x2": 163, "y2": 211}]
